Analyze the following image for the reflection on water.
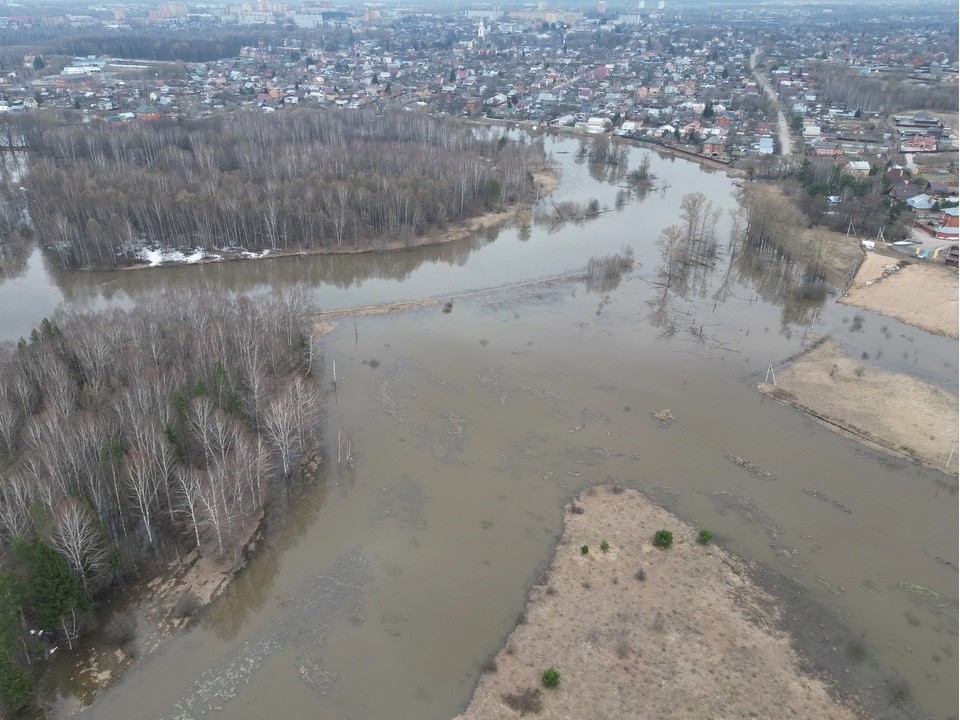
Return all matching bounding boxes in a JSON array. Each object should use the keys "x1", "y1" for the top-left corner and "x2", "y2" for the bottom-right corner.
[
  {"x1": 0, "y1": 134, "x2": 739, "y2": 342},
  {"x1": 15, "y1": 134, "x2": 957, "y2": 720},
  {"x1": 0, "y1": 232, "x2": 29, "y2": 282}
]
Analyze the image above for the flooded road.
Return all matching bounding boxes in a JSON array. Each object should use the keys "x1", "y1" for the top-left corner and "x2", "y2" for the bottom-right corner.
[{"x1": 4, "y1": 136, "x2": 956, "y2": 719}]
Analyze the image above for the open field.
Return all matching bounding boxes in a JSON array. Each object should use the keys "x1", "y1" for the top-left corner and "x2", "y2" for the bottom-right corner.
[
  {"x1": 759, "y1": 339, "x2": 958, "y2": 473},
  {"x1": 839, "y1": 251, "x2": 959, "y2": 339},
  {"x1": 454, "y1": 485, "x2": 861, "y2": 720}
]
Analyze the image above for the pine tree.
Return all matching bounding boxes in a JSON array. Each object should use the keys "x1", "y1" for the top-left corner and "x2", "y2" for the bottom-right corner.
[
  {"x1": 0, "y1": 651, "x2": 34, "y2": 713},
  {"x1": 19, "y1": 540, "x2": 83, "y2": 630}
]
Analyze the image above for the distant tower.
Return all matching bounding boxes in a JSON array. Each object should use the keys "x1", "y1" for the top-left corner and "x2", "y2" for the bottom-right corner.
[
  {"x1": 657, "y1": 0, "x2": 664, "y2": 8},
  {"x1": 477, "y1": 19, "x2": 486, "y2": 40},
  {"x1": 597, "y1": 0, "x2": 606, "y2": 13}
]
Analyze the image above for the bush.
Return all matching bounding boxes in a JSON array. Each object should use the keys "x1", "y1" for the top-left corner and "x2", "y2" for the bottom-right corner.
[
  {"x1": 653, "y1": 530, "x2": 673, "y2": 549},
  {"x1": 172, "y1": 591, "x2": 201, "y2": 619},
  {"x1": 580, "y1": 545, "x2": 589, "y2": 555},
  {"x1": 600, "y1": 540, "x2": 610, "y2": 552},
  {"x1": 541, "y1": 667, "x2": 561, "y2": 688},
  {"x1": 502, "y1": 687, "x2": 543, "y2": 714},
  {"x1": 103, "y1": 610, "x2": 137, "y2": 646},
  {"x1": 697, "y1": 529, "x2": 713, "y2": 545},
  {"x1": 635, "y1": 568, "x2": 646, "y2": 581}
]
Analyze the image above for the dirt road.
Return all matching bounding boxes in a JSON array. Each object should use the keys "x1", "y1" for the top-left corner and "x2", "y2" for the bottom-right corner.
[{"x1": 751, "y1": 48, "x2": 793, "y2": 156}]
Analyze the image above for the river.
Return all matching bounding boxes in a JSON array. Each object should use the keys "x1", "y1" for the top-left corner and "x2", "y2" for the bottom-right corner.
[{"x1": 1, "y1": 134, "x2": 956, "y2": 720}]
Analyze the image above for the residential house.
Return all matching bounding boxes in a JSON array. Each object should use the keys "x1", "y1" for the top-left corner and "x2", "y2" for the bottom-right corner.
[{"x1": 934, "y1": 206, "x2": 959, "y2": 241}]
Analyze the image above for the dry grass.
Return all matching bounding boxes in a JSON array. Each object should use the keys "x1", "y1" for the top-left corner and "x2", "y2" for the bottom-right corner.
[
  {"x1": 759, "y1": 339, "x2": 958, "y2": 473},
  {"x1": 454, "y1": 486, "x2": 861, "y2": 720},
  {"x1": 839, "y1": 252, "x2": 958, "y2": 339}
]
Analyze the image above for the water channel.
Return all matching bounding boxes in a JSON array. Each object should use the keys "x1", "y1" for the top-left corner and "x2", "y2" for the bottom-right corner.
[{"x1": 1, "y1": 134, "x2": 956, "y2": 719}]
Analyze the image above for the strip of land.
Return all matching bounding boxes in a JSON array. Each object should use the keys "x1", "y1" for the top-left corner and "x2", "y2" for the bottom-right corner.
[
  {"x1": 122, "y1": 165, "x2": 562, "y2": 270},
  {"x1": 839, "y1": 251, "x2": 959, "y2": 339},
  {"x1": 454, "y1": 485, "x2": 860, "y2": 720},
  {"x1": 759, "y1": 339, "x2": 958, "y2": 473}
]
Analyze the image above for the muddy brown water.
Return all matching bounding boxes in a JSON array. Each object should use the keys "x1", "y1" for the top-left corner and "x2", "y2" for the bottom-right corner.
[{"x1": 2, "y1": 136, "x2": 956, "y2": 719}]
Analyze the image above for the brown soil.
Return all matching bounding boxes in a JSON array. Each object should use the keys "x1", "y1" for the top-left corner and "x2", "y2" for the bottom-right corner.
[
  {"x1": 454, "y1": 485, "x2": 860, "y2": 720},
  {"x1": 66, "y1": 506, "x2": 268, "y2": 702},
  {"x1": 839, "y1": 252, "x2": 959, "y2": 339},
  {"x1": 758, "y1": 339, "x2": 958, "y2": 474}
]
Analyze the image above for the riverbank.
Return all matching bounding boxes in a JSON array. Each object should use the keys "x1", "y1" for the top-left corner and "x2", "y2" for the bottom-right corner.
[
  {"x1": 759, "y1": 338, "x2": 959, "y2": 474},
  {"x1": 454, "y1": 485, "x2": 861, "y2": 720},
  {"x1": 742, "y1": 183, "x2": 865, "y2": 285},
  {"x1": 839, "y1": 251, "x2": 959, "y2": 339},
  {"x1": 56, "y1": 507, "x2": 267, "y2": 712},
  {"x1": 117, "y1": 165, "x2": 561, "y2": 271}
]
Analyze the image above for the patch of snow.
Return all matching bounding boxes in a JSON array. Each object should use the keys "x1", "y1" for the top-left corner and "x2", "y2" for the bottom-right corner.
[{"x1": 136, "y1": 246, "x2": 210, "y2": 266}]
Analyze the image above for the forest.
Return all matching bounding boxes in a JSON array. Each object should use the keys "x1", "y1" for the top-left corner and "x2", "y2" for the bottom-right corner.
[
  {"x1": 18, "y1": 110, "x2": 546, "y2": 268},
  {"x1": 806, "y1": 61, "x2": 958, "y2": 114},
  {"x1": 0, "y1": 287, "x2": 322, "y2": 713}
]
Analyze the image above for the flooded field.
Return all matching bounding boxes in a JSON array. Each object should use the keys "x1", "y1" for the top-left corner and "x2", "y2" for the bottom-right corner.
[{"x1": 2, "y1": 135, "x2": 956, "y2": 719}]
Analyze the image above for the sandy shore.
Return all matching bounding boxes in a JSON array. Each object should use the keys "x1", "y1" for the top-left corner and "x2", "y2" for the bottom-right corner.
[
  {"x1": 454, "y1": 485, "x2": 860, "y2": 720},
  {"x1": 839, "y1": 251, "x2": 959, "y2": 339},
  {"x1": 759, "y1": 339, "x2": 958, "y2": 474}
]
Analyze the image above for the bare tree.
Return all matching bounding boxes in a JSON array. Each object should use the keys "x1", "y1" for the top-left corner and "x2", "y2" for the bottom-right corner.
[
  {"x1": 50, "y1": 498, "x2": 111, "y2": 595},
  {"x1": 125, "y1": 447, "x2": 160, "y2": 546}
]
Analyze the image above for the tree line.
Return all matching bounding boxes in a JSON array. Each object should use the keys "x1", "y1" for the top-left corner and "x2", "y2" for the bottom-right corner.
[
  {"x1": 18, "y1": 110, "x2": 545, "y2": 268},
  {"x1": 807, "y1": 61, "x2": 958, "y2": 114},
  {"x1": 0, "y1": 287, "x2": 322, "y2": 713}
]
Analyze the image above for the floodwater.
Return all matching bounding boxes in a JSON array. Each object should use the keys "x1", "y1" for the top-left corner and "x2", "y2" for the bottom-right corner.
[{"x1": 2, "y1": 135, "x2": 956, "y2": 720}]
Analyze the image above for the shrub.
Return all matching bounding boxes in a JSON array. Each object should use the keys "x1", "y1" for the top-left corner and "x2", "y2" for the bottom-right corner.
[
  {"x1": 542, "y1": 667, "x2": 561, "y2": 688},
  {"x1": 172, "y1": 591, "x2": 201, "y2": 619},
  {"x1": 697, "y1": 529, "x2": 713, "y2": 545},
  {"x1": 600, "y1": 540, "x2": 610, "y2": 553},
  {"x1": 103, "y1": 610, "x2": 136, "y2": 646},
  {"x1": 502, "y1": 687, "x2": 543, "y2": 714},
  {"x1": 580, "y1": 545, "x2": 589, "y2": 555},
  {"x1": 653, "y1": 530, "x2": 673, "y2": 549},
  {"x1": 635, "y1": 568, "x2": 646, "y2": 581}
]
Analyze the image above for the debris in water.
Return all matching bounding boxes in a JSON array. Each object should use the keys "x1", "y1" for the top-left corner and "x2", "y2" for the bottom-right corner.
[
  {"x1": 652, "y1": 408, "x2": 676, "y2": 424},
  {"x1": 802, "y1": 488, "x2": 852, "y2": 514},
  {"x1": 296, "y1": 654, "x2": 338, "y2": 695},
  {"x1": 376, "y1": 475, "x2": 427, "y2": 529},
  {"x1": 725, "y1": 454, "x2": 776, "y2": 481},
  {"x1": 698, "y1": 490, "x2": 781, "y2": 540}
]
